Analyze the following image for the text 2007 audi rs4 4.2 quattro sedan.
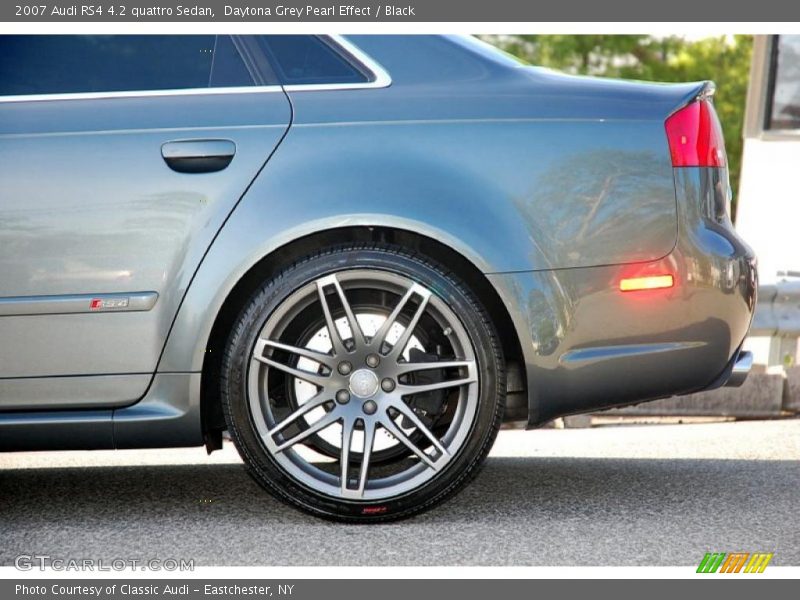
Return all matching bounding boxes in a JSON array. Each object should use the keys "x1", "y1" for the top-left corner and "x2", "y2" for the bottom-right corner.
[{"x1": 0, "y1": 35, "x2": 756, "y2": 521}]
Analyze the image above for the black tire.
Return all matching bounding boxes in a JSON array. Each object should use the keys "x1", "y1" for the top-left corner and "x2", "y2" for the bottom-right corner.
[{"x1": 221, "y1": 243, "x2": 505, "y2": 522}]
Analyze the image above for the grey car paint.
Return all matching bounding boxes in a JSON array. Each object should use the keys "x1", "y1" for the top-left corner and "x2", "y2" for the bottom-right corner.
[
  {"x1": 0, "y1": 87, "x2": 291, "y2": 407},
  {"x1": 0, "y1": 35, "x2": 755, "y2": 450},
  {"x1": 490, "y1": 166, "x2": 755, "y2": 423}
]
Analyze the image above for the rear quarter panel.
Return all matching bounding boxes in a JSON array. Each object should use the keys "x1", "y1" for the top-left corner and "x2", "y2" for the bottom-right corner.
[
  {"x1": 162, "y1": 37, "x2": 735, "y2": 428},
  {"x1": 159, "y1": 88, "x2": 678, "y2": 374}
]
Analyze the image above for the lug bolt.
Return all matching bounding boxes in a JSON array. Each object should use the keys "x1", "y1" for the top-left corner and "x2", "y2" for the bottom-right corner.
[
  {"x1": 336, "y1": 389, "x2": 351, "y2": 405},
  {"x1": 362, "y1": 400, "x2": 378, "y2": 415},
  {"x1": 366, "y1": 353, "x2": 380, "y2": 368},
  {"x1": 337, "y1": 361, "x2": 353, "y2": 375},
  {"x1": 381, "y1": 378, "x2": 396, "y2": 393}
]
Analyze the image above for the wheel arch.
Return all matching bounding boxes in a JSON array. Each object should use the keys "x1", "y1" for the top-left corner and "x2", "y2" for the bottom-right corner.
[{"x1": 198, "y1": 226, "x2": 528, "y2": 444}]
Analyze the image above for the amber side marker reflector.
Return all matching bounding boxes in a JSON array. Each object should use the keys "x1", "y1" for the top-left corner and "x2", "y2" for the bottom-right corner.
[{"x1": 619, "y1": 275, "x2": 674, "y2": 292}]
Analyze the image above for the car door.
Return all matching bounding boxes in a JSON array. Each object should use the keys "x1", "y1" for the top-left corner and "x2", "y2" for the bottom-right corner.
[{"x1": 0, "y1": 35, "x2": 291, "y2": 410}]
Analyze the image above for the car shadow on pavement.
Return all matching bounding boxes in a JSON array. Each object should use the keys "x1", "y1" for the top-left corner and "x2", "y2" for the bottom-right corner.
[{"x1": 1, "y1": 456, "x2": 798, "y2": 565}]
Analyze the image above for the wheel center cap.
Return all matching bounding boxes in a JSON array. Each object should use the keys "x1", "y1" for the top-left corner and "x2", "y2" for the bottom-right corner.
[{"x1": 348, "y1": 369, "x2": 379, "y2": 398}]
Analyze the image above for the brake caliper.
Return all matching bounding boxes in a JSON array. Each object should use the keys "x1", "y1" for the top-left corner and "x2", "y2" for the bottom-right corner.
[{"x1": 403, "y1": 348, "x2": 448, "y2": 427}]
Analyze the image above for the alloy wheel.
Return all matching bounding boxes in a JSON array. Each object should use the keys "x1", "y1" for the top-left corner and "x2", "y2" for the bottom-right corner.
[{"x1": 246, "y1": 269, "x2": 479, "y2": 501}]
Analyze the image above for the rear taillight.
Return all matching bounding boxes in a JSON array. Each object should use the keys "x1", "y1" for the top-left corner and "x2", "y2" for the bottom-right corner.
[{"x1": 665, "y1": 99, "x2": 727, "y2": 168}]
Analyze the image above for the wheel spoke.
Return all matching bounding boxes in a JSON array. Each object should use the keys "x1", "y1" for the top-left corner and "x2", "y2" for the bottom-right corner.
[
  {"x1": 357, "y1": 421, "x2": 376, "y2": 496},
  {"x1": 340, "y1": 417, "x2": 355, "y2": 495},
  {"x1": 394, "y1": 360, "x2": 475, "y2": 376},
  {"x1": 316, "y1": 277, "x2": 348, "y2": 356},
  {"x1": 379, "y1": 414, "x2": 440, "y2": 471},
  {"x1": 268, "y1": 391, "x2": 329, "y2": 437},
  {"x1": 275, "y1": 410, "x2": 340, "y2": 453},
  {"x1": 390, "y1": 400, "x2": 449, "y2": 457},
  {"x1": 384, "y1": 284, "x2": 431, "y2": 360},
  {"x1": 257, "y1": 339, "x2": 334, "y2": 371},
  {"x1": 396, "y1": 374, "x2": 476, "y2": 396},
  {"x1": 326, "y1": 274, "x2": 367, "y2": 348},
  {"x1": 252, "y1": 352, "x2": 329, "y2": 388},
  {"x1": 371, "y1": 285, "x2": 415, "y2": 350}
]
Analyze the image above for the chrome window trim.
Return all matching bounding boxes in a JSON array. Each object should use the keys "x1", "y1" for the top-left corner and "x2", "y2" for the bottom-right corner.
[
  {"x1": 0, "y1": 85, "x2": 285, "y2": 103},
  {"x1": 0, "y1": 35, "x2": 391, "y2": 104}
]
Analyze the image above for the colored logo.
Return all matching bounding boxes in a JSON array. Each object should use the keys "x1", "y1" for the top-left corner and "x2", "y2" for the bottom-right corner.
[{"x1": 697, "y1": 552, "x2": 774, "y2": 573}]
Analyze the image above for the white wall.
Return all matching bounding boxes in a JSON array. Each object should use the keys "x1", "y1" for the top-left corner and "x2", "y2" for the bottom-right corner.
[
  {"x1": 736, "y1": 137, "x2": 800, "y2": 286},
  {"x1": 737, "y1": 136, "x2": 800, "y2": 364}
]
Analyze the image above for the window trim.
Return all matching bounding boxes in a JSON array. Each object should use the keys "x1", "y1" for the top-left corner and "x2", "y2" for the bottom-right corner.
[
  {"x1": 763, "y1": 33, "x2": 781, "y2": 132},
  {"x1": 759, "y1": 34, "x2": 800, "y2": 138},
  {"x1": 0, "y1": 34, "x2": 391, "y2": 103},
  {"x1": 744, "y1": 35, "x2": 800, "y2": 141}
]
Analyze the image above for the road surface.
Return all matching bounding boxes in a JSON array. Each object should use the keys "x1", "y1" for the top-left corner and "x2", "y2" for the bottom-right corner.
[{"x1": 1, "y1": 420, "x2": 798, "y2": 566}]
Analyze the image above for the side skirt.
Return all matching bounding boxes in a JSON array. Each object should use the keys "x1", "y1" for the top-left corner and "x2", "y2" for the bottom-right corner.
[{"x1": 0, "y1": 373, "x2": 203, "y2": 452}]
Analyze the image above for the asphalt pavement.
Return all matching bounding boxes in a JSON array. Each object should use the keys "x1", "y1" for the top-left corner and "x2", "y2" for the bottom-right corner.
[{"x1": 1, "y1": 420, "x2": 798, "y2": 566}]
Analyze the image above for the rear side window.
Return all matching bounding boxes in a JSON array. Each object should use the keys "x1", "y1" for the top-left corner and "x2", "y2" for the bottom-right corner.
[
  {"x1": 259, "y1": 36, "x2": 370, "y2": 85},
  {"x1": 766, "y1": 35, "x2": 800, "y2": 131},
  {"x1": 0, "y1": 35, "x2": 256, "y2": 96}
]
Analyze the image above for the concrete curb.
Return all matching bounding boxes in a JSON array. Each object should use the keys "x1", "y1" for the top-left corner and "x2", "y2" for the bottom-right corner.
[
  {"x1": 549, "y1": 366, "x2": 800, "y2": 428},
  {"x1": 785, "y1": 366, "x2": 800, "y2": 413},
  {"x1": 603, "y1": 369, "x2": 786, "y2": 418}
]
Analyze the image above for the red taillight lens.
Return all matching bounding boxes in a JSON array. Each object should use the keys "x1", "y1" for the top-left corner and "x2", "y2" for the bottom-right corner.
[{"x1": 665, "y1": 100, "x2": 727, "y2": 167}]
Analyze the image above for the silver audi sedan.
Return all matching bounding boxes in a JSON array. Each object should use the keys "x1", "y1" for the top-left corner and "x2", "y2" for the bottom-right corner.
[{"x1": 0, "y1": 35, "x2": 756, "y2": 520}]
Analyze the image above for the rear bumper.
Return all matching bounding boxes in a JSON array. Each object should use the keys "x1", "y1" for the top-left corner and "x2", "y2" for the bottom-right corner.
[{"x1": 488, "y1": 167, "x2": 757, "y2": 426}]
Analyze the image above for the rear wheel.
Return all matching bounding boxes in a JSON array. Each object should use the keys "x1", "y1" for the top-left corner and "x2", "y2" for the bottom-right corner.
[{"x1": 221, "y1": 244, "x2": 505, "y2": 521}]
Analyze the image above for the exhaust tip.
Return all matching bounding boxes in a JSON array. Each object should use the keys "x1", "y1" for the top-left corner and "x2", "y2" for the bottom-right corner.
[{"x1": 725, "y1": 350, "x2": 753, "y2": 387}]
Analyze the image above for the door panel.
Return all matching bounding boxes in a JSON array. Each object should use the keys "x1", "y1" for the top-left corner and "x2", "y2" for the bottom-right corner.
[
  {"x1": 0, "y1": 375, "x2": 149, "y2": 410},
  {"x1": 0, "y1": 91, "x2": 291, "y2": 403}
]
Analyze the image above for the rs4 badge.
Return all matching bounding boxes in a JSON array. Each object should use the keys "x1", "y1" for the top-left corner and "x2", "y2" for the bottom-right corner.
[{"x1": 89, "y1": 297, "x2": 130, "y2": 310}]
